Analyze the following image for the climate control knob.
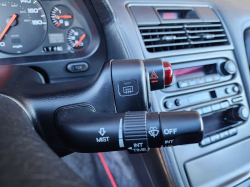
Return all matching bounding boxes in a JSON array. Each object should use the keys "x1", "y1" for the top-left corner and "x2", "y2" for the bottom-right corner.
[
  {"x1": 227, "y1": 106, "x2": 249, "y2": 121},
  {"x1": 220, "y1": 61, "x2": 236, "y2": 76}
]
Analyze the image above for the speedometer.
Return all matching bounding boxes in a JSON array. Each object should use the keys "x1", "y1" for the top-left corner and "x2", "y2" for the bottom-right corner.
[{"x1": 0, "y1": 0, "x2": 47, "y2": 54}]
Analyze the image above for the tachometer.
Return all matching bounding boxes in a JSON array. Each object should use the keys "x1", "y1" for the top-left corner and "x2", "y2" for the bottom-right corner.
[{"x1": 0, "y1": 0, "x2": 47, "y2": 54}]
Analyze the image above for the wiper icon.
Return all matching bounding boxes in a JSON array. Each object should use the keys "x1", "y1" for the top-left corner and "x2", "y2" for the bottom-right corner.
[{"x1": 148, "y1": 127, "x2": 159, "y2": 138}]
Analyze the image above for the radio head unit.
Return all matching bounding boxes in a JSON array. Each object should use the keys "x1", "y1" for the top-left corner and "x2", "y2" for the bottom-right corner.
[
  {"x1": 164, "y1": 58, "x2": 236, "y2": 92},
  {"x1": 159, "y1": 57, "x2": 248, "y2": 147}
]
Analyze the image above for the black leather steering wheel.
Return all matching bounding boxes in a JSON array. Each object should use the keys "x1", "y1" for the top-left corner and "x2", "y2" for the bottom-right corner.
[{"x1": 0, "y1": 95, "x2": 89, "y2": 186}]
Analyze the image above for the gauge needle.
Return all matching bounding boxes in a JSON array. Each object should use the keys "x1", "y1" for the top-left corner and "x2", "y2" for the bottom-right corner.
[
  {"x1": 55, "y1": 15, "x2": 72, "y2": 19},
  {"x1": 56, "y1": 23, "x2": 61, "y2": 27},
  {"x1": 75, "y1": 34, "x2": 86, "y2": 48},
  {"x1": 0, "y1": 14, "x2": 17, "y2": 41}
]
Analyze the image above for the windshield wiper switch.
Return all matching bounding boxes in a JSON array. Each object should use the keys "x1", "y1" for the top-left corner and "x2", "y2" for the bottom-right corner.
[{"x1": 55, "y1": 107, "x2": 203, "y2": 154}]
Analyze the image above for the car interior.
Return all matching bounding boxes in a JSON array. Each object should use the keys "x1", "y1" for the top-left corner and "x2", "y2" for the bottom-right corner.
[{"x1": 0, "y1": 0, "x2": 250, "y2": 186}]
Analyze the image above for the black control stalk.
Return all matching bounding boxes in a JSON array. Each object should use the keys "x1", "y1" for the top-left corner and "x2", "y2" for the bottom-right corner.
[
  {"x1": 55, "y1": 106, "x2": 203, "y2": 154},
  {"x1": 54, "y1": 59, "x2": 203, "y2": 154}
]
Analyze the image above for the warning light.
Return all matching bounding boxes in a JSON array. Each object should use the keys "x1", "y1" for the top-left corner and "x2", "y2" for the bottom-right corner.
[
  {"x1": 150, "y1": 71, "x2": 159, "y2": 79},
  {"x1": 150, "y1": 71, "x2": 159, "y2": 83}
]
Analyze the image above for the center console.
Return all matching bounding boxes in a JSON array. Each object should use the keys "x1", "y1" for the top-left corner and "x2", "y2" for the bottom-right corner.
[
  {"x1": 149, "y1": 47, "x2": 250, "y2": 185},
  {"x1": 157, "y1": 50, "x2": 249, "y2": 187}
]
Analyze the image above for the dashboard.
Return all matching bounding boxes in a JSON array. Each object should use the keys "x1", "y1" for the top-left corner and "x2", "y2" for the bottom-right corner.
[
  {"x1": 0, "y1": 0, "x2": 107, "y2": 82},
  {"x1": 0, "y1": 0, "x2": 250, "y2": 187}
]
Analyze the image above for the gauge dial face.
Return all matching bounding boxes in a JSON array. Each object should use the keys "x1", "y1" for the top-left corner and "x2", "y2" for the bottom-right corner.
[
  {"x1": 0, "y1": 0, "x2": 47, "y2": 54},
  {"x1": 51, "y1": 5, "x2": 73, "y2": 29},
  {"x1": 67, "y1": 28, "x2": 89, "y2": 50}
]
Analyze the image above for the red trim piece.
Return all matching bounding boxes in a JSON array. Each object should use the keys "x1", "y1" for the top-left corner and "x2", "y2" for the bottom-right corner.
[
  {"x1": 163, "y1": 62, "x2": 173, "y2": 86},
  {"x1": 98, "y1": 153, "x2": 118, "y2": 187}
]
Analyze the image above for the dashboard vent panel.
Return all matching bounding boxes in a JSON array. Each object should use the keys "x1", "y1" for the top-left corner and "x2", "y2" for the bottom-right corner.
[{"x1": 139, "y1": 22, "x2": 229, "y2": 53}]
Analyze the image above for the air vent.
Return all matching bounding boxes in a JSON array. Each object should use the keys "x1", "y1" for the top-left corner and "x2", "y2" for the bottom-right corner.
[{"x1": 139, "y1": 22, "x2": 229, "y2": 53}]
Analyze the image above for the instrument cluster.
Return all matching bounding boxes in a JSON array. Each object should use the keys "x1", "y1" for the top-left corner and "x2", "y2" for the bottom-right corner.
[{"x1": 0, "y1": 0, "x2": 101, "y2": 61}]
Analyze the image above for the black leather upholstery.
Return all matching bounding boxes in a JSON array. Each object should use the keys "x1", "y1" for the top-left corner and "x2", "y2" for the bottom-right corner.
[{"x1": 0, "y1": 95, "x2": 88, "y2": 187}]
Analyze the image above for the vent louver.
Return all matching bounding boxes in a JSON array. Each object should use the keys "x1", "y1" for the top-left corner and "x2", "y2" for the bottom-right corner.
[{"x1": 139, "y1": 22, "x2": 229, "y2": 53}]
